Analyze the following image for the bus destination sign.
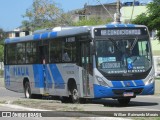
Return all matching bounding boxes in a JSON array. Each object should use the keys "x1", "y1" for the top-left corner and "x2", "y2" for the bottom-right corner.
[
  {"x1": 100, "y1": 29, "x2": 141, "y2": 36},
  {"x1": 94, "y1": 28, "x2": 148, "y2": 37}
]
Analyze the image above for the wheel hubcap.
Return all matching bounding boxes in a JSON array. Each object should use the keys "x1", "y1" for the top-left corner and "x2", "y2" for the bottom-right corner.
[
  {"x1": 26, "y1": 87, "x2": 30, "y2": 98},
  {"x1": 73, "y1": 89, "x2": 78, "y2": 100}
]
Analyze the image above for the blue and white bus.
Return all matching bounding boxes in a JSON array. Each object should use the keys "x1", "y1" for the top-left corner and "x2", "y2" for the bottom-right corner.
[{"x1": 4, "y1": 23, "x2": 155, "y2": 105}]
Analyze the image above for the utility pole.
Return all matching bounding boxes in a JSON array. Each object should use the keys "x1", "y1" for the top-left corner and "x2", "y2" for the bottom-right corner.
[{"x1": 115, "y1": 0, "x2": 121, "y2": 23}]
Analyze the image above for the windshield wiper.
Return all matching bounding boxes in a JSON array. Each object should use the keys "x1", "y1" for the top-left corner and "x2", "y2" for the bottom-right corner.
[
  {"x1": 130, "y1": 37, "x2": 138, "y2": 51},
  {"x1": 108, "y1": 38, "x2": 122, "y2": 53}
]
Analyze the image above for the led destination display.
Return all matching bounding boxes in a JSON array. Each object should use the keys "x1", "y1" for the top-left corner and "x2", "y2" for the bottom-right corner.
[
  {"x1": 101, "y1": 29, "x2": 141, "y2": 36},
  {"x1": 94, "y1": 27, "x2": 148, "y2": 36}
]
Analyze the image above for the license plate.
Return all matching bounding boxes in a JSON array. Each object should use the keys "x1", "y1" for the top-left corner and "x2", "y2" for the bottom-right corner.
[{"x1": 123, "y1": 92, "x2": 134, "y2": 97}]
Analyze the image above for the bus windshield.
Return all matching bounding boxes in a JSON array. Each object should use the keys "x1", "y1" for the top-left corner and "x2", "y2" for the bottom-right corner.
[{"x1": 96, "y1": 37, "x2": 152, "y2": 77}]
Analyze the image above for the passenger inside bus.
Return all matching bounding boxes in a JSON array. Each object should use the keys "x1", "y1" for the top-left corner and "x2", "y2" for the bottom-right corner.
[
  {"x1": 62, "y1": 50, "x2": 70, "y2": 62},
  {"x1": 50, "y1": 52, "x2": 60, "y2": 63}
]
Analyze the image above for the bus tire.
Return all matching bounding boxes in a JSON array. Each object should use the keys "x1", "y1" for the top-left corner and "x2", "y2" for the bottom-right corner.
[
  {"x1": 79, "y1": 98, "x2": 87, "y2": 104},
  {"x1": 24, "y1": 82, "x2": 32, "y2": 99},
  {"x1": 117, "y1": 98, "x2": 131, "y2": 105},
  {"x1": 61, "y1": 96, "x2": 71, "y2": 103},
  {"x1": 70, "y1": 86, "x2": 79, "y2": 103}
]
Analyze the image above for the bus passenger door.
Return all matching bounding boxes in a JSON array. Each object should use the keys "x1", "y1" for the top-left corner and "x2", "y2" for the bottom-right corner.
[{"x1": 80, "y1": 42, "x2": 92, "y2": 97}]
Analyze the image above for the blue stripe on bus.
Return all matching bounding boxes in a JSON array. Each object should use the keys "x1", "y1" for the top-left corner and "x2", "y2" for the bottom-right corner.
[
  {"x1": 106, "y1": 24, "x2": 115, "y2": 28},
  {"x1": 112, "y1": 80, "x2": 144, "y2": 88},
  {"x1": 5, "y1": 65, "x2": 10, "y2": 87},
  {"x1": 126, "y1": 24, "x2": 135, "y2": 27},
  {"x1": 106, "y1": 23, "x2": 135, "y2": 28},
  {"x1": 94, "y1": 82, "x2": 154, "y2": 98},
  {"x1": 94, "y1": 84, "x2": 114, "y2": 98},
  {"x1": 50, "y1": 32, "x2": 57, "y2": 38},
  {"x1": 49, "y1": 64, "x2": 65, "y2": 89},
  {"x1": 33, "y1": 65, "x2": 44, "y2": 88},
  {"x1": 33, "y1": 34, "x2": 41, "y2": 40},
  {"x1": 116, "y1": 24, "x2": 126, "y2": 27},
  {"x1": 112, "y1": 81, "x2": 123, "y2": 88},
  {"x1": 41, "y1": 32, "x2": 48, "y2": 39},
  {"x1": 134, "y1": 80, "x2": 144, "y2": 86},
  {"x1": 45, "y1": 65, "x2": 53, "y2": 88},
  {"x1": 123, "y1": 81, "x2": 135, "y2": 87}
]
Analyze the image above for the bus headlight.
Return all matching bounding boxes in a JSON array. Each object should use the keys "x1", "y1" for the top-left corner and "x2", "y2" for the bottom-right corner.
[
  {"x1": 145, "y1": 76, "x2": 155, "y2": 85},
  {"x1": 96, "y1": 76, "x2": 109, "y2": 87}
]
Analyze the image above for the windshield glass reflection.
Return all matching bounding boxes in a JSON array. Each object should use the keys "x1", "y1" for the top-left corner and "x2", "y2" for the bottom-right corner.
[{"x1": 96, "y1": 38, "x2": 152, "y2": 75}]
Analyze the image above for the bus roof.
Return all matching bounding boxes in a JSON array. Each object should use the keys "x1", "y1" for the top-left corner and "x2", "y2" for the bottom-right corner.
[
  {"x1": 91, "y1": 22, "x2": 146, "y2": 29},
  {"x1": 4, "y1": 23, "x2": 147, "y2": 44},
  {"x1": 4, "y1": 26, "x2": 90, "y2": 44}
]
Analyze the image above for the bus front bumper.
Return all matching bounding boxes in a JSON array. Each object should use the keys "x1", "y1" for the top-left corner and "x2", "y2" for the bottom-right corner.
[{"x1": 93, "y1": 82, "x2": 155, "y2": 98}]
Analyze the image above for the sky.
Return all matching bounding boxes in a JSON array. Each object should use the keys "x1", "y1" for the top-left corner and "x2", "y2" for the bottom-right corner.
[{"x1": 0, "y1": 0, "x2": 151, "y2": 31}]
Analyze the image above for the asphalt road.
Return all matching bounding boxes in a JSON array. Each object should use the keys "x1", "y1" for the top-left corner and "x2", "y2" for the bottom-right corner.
[
  {"x1": 92, "y1": 96, "x2": 160, "y2": 111},
  {"x1": 0, "y1": 79, "x2": 160, "y2": 119},
  {"x1": 0, "y1": 85, "x2": 160, "y2": 111}
]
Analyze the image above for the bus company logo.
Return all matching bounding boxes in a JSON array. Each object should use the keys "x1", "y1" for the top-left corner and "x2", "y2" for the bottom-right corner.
[
  {"x1": 2, "y1": 112, "x2": 11, "y2": 117},
  {"x1": 13, "y1": 67, "x2": 29, "y2": 76},
  {"x1": 126, "y1": 82, "x2": 130, "y2": 87}
]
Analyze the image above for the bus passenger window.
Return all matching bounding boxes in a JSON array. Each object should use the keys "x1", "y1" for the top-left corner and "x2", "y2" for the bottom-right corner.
[
  {"x1": 7, "y1": 44, "x2": 16, "y2": 64},
  {"x1": 49, "y1": 39, "x2": 62, "y2": 63},
  {"x1": 26, "y1": 42, "x2": 37, "y2": 64},
  {"x1": 62, "y1": 38, "x2": 76, "y2": 63},
  {"x1": 62, "y1": 50, "x2": 70, "y2": 62}
]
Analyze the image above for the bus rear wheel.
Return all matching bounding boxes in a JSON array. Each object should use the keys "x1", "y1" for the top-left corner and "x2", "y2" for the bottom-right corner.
[
  {"x1": 24, "y1": 82, "x2": 32, "y2": 98},
  {"x1": 117, "y1": 98, "x2": 131, "y2": 105}
]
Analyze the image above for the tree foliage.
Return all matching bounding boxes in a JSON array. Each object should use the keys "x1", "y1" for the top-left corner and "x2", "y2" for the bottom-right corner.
[
  {"x1": 73, "y1": 17, "x2": 112, "y2": 26},
  {"x1": 0, "y1": 28, "x2": 7, "y2": 44},
  {"x1": 132, "y1": 0, "x2": 160, "y2": 40},
  {"x1": 22, "y1": 0, "x2": 112, "y2": 31},
  {"x1": 22, "y1": 0, "x2": 71, "y2": 31},
  {"x1": 0, "y1": 28, "x2": 6, "y2": 62}
]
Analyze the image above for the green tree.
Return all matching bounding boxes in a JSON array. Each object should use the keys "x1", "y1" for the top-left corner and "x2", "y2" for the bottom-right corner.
[
  {"x1": 72, "y1": 16, "x2": 112, "y2": 26},
  {"x1": 132, "y1": 0, "x2": 160, "y2": 40},
  {"x1": 0, "y1": 28, "x2": 7, "y2": 44},
  {"x1": 0, "y1": 45, "x2": 4, "y2": 62},
  {"x1": 22, "y1": 0, "x2": 71, "y2": 31},
  {"x1": 0, "y1": 28, "x2": 6, "y2": 62}
]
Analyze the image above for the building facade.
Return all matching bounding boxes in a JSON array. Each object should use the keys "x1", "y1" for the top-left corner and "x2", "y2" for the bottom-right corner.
[
  {"x1": 7, "y1": 27, "x2": 32, "y2": 38},
  {"x1": 71, "y1": 3, "x2": 117, "y2": 22}
]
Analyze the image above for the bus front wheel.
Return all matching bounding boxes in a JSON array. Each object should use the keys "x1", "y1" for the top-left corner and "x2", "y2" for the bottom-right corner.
[
  {"x1": 24, "y1": 82, "x2": 32, "y2": 98},
  {"x1": 117, "y1": 98, "x2": 131, "y2": 105}
]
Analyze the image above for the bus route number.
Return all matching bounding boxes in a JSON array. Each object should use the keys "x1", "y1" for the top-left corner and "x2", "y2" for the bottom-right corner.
[{"x1": 66, "y1": 37, "x2": 75, "y2": 43}]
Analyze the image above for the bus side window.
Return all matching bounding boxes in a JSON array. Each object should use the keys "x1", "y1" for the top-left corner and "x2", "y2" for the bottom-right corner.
[
  {"x1": 25, "y1": 42, "x2": 38, "y2": 64},
  {"x1": 49, "y1": 39, "x2": 62, "y2": 63},
  {"x1": 6, "y1": 44, "x2": 16, "y2": 64},
  {"x1": 62, "y1": 50, "x2": 70, "y2": 62},
  {"x1": 62, "y1": 38, "x2": 76, "y2": 63},
  {"x1": 16, "y1": 43, "x2": 26, "y2": 64}
]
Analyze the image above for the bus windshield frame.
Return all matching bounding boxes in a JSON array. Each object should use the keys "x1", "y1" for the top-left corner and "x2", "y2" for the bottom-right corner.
[{"x1": 94, "y1": 27, "x2": 153, "y2": 80}]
